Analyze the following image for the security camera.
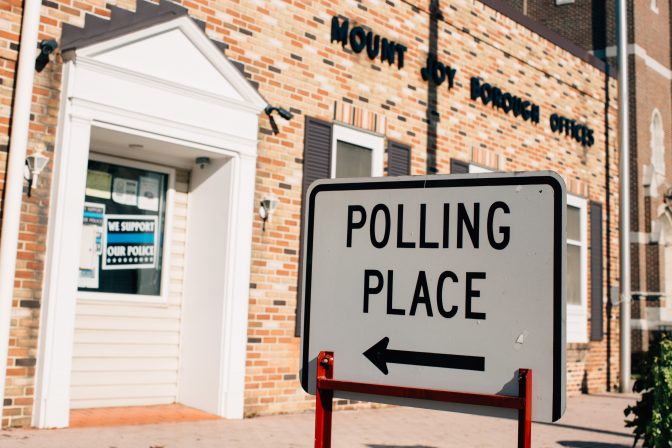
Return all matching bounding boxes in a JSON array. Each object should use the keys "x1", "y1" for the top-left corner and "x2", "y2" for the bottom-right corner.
[
  {"x1": 276, "y1": 107, "x2": 293, "y2": 121},
  {"x1": 35, "y1": 39, "x2": 58, "y2": 72},
  {"x1": 264, "y1": 105, "x2": 294, "y2": 134}
]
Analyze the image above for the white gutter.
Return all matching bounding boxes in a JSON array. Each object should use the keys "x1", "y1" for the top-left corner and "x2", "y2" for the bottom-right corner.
[
  {"x1": 0, "y1": 0, "x2": 42, "y2": 421},
  {"x1": 617, "y1": 0, "x2": 631, "y2": 393}
]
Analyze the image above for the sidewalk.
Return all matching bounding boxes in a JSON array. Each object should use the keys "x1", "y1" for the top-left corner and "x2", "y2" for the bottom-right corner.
[{"x1": 1, "y1": 393, "x2": 637, "y2": 447}]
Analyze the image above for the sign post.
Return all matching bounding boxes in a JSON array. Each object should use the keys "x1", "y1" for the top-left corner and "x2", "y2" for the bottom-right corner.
[
  {"x1": 301, "y1": 172, "x2": 566, "y2": 442},
  {"x1": 314, "y1": 351, "x2": 532, "y2": 448}
]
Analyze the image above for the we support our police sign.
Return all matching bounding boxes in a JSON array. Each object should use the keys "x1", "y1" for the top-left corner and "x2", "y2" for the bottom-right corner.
[
  {"x1": 300, "y1": 172, "x2": 566, "y2": 423},
  {"x1": 103, "y1": 215, "x2": 158, "y2": 270}
]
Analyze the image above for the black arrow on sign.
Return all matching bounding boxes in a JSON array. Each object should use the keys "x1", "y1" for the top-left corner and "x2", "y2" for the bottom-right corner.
[{"x1": 363, "y1": 337, "x2": 485, "y2": 375}]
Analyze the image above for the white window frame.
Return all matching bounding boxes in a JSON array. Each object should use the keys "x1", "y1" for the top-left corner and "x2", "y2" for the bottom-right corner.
[
  {"x1": 77, "y1": 152, "x2": 176, "y2": 304},
  {"x1": 567, "y1": 194, "x2": 588, "y2": 343},
  {"x1": 468, "y1": 159, "x2": 596, "y2": 346},
  {"x1": 470, "y1": 162, "x2": 588, "y2": 342},
  {"x1": 468, "y1": 163, "x2": 493, "y2": 174},
  {"x1": 330, "y1": 124, "x2": 384, "y2": 178}
]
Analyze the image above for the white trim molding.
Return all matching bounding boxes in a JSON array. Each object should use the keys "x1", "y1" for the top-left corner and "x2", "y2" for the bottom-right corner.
[
  {"x1": 651, "y1": 0, "x2": 659, "y2": 14},
  {"x1": 631, "y1": 231, "x2": 653, "y2": 245},
  {"x1": 330, "y1": 124, "x2": 384, "y2": 178},
  {"x1": 593, "y1": 44, "x2": 672, "y2": 80},
  {"x1": 567, "y1": 194, "x2": 588, "y2": 343}
]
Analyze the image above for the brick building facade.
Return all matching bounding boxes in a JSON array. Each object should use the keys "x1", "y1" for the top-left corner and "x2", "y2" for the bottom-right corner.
[
  {"x1": 503, "y1": 0, "x2": 672, "y2": 375},
  {"x1": 0, "y1": 0, "x2": 619, "y2": 428}
]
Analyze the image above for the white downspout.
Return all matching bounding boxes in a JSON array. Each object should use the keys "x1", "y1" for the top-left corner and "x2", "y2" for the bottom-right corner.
[
  {"x1": 617, "y1": 0, "x2": 631, "y2": 393},
  {"x1": 0, "y1": 0, "x2": 42, "y2": 421}
]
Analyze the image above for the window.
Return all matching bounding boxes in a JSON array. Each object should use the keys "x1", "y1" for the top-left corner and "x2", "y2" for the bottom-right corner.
[
  {"x1": 651, "y1": 109, "x2": 665, "y2": 175},
  {"x1": 456, "y1": 160, "x2": 589, "y2": 342},
  {"x1": 331, "y1": 124, "x2": 384, "y2": 178},
  {"x1": 567, "y1": 195, "x2": 588, "y2": 343},
  {"x1": 78, "y1": 154, "x2": 174, "y2": 301}
]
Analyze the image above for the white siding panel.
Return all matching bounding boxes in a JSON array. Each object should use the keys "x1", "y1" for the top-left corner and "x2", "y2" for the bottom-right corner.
[
  {"x1": 71, "y1": 169, "x2": 189, "y2": 409},
  {"x1": 74, "y1": 316, "x2": 181, "y2": 332},
  {"x1": 72, "y1": 357, "x2": 179, "y2": 372},
  {"x1": 73, "y1": 330, "x2": 181, "y2": 345},
  {"x1": 71, "y1": 370, "x2": 178, "y2": 386},
  {"x1": 75, "y1": 303, "x2": 182, "y2": 318},
  {"x1": 72, "y1": 343, "x2": 179, "y2": 358}
]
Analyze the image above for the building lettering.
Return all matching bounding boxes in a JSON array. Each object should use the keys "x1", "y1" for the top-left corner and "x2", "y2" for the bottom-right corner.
[
  {"x1": 328, "y1": 15, "x2": 596, "y2": 148},
  {"x1": 331, "y1": 16, "x2": 407, "y2": 69}
]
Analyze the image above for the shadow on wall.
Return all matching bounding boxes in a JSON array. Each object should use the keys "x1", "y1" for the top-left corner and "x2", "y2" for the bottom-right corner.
[{"x1": 558, "y1": 441, "x2": 630, "y2": 448}]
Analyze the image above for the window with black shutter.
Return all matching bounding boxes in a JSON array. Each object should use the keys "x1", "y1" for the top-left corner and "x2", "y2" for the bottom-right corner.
[
  {"x1": 296, "y1": 119, "x2": 388, "y2": 335},
  {"x1": 590, "y1": 201, "x2": 604, "y2": 341}
]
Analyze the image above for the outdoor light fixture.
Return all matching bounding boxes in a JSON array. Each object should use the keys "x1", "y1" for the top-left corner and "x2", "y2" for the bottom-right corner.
[
  {"x1": 195, "y1": 156, "x2": 211, "y2": 169},
  {"x1": 258, "y1": 196, "x2": 278, "y2": 231},
  {"x1": 24, "y1": 152, "x2": 48, "y2": 197},
  {"x1": 264, "y1": 105, "x2": 294, "y2": 135},
  {"x1": 35, "y1": 39, "x2": 58, "y2": 73}
]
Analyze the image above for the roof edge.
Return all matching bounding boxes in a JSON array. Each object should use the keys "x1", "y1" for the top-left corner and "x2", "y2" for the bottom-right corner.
[{"x1": 478, "y1": 0, "x2": 617, "y2": 79}]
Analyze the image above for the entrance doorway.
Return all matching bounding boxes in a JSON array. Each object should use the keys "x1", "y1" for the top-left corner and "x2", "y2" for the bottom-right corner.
[{"x1": 70, "y1": 127, "x2": 243, "y2": 414}]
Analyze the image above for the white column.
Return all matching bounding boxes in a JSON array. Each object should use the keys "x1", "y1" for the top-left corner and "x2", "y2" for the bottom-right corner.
[
  {"x1": 33, "y1": 111, "x2": 91, "y2": 428},
  {"x1": 0, "y1": 0, "x2": 42, "y2": 421},
  {"x1": 617, "y1": 0, "x2": 631, "y2": 393},
  {"x1": 220, "y1": 152, "x2": 255, "y2": 418}
]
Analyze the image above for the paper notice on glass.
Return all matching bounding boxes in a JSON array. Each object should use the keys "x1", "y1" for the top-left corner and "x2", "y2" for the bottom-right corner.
[
  {"x1": 85, "y1": 170, "x2": 112, "y2": 199},
  {"x1": 138, "y1": 176, "x2": 160, "y2": 212},
  {"x1": 79, "y1": 225, "x2": 98, "y2": 270},
  {"x1": 112, "y1": 178, "x2": 138, "y2": 206},
  {"x1": 83, "y1": 202, "x2": 105, "y2": 255},
  {"x1": 78, "y1": 257, "x2": 99, "y2": 289}
]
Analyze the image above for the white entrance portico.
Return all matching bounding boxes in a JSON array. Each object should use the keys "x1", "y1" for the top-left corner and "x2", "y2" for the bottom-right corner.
[{"x1": 34, "y1": 10, "x2": 265, "y2": 428}]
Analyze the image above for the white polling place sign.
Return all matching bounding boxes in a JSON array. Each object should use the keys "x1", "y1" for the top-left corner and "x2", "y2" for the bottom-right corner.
[{"x1": 300, "y1": 172, "x2": 566, "y2": 423}]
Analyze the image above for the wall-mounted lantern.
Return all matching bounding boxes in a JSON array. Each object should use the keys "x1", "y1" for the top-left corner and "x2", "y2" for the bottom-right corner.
[
  {"x1": 258, "y1": 196, "x2": 278, "y2": 231},
  {"x1": 24, "y1": 152, "x2": 48, "y2": 197}
]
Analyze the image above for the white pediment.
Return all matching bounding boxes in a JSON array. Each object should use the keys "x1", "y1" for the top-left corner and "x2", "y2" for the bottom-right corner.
[{"x1": 77, "y1": 16, "x2": 265, "y2": 110}]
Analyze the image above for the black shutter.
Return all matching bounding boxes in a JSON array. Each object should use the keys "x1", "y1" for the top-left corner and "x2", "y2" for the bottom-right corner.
[
  {"x1": 451, "y1": 158, "x2": 469, "y2": 174},
  {"x1": 388, "y1": 141, "x2": 411, "y2": 176},
  {"x1": 590, "y1": 201, "x2": 604, "y2": 341},
  {"x1": 302, "y1": 117, "x2": 333, "y2": 195},
  {"x1": 296, "y1": 117, "x2": 333, "y2": 336}
]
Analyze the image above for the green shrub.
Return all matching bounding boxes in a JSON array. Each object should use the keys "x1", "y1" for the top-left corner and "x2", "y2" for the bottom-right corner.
[{"x1": 625, "y1": 335, "x2": 672, "y2": 447}]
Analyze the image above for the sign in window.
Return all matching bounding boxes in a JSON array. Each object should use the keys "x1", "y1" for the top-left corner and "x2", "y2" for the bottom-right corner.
[{"x1": 78, "y1": 159, "x2": 168, "y2": 296}]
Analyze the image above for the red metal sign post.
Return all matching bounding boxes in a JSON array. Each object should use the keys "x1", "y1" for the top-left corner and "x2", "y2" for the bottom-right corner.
[{"x1": 314, "y1": 351, "x2": 532, "y2": 448}]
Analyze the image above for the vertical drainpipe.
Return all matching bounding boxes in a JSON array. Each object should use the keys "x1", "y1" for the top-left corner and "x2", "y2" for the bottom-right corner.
[
  {"x1": 617, "y1": 0, "x2": 631, "y2": 393},
  {"x1": 0, "y1": 0, "x2": 42, "y2": 422}
]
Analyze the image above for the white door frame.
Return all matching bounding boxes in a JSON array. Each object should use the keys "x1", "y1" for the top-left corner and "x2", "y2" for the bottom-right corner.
[{"x1": 33, "y1": 17, "x2": 265, "y2": 428}]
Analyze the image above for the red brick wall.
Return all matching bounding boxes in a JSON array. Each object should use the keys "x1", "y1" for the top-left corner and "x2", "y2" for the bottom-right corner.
[{"x1": 0, "y1": 0, "x2": 620, "y2": 427}]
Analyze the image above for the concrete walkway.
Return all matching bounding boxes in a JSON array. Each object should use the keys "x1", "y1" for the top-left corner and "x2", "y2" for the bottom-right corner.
[{"x1": 1, "y1": 393, "x2": 638, "y2": 447}]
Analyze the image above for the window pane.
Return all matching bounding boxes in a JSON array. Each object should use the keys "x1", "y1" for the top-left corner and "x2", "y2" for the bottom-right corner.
[
  {"x1": 567, "y1": 205, "x2": 580, "y2": 241},
  {"x1": 335, "y1": 140, "x2": 372, "y2": 178},
  {"x1": 78, "y1": 160, "x2": 168, "y2": 296},
  {"x1": 567, "y1": 243, "x2": 581, "y2": 305}
]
